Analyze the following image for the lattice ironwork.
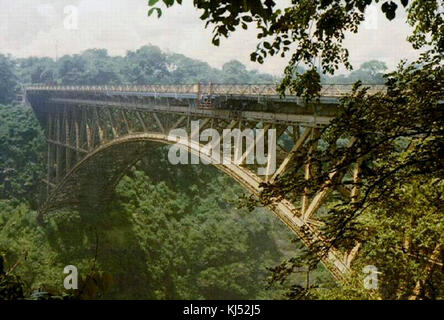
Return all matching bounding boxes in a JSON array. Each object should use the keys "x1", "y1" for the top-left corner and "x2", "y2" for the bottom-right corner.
[
  {"x1": 25, "y1": 85, "x2": 371, "y2": 281},
  {"x1": 26, "y1": 83, "x2": 386, "y2": 97}
]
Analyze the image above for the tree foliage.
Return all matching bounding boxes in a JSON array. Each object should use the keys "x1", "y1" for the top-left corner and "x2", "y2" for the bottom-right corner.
[
  {"x1": 0, "y1": 104, "x2": 45, "y2": 206},
  {"x1": 149, "y1": 0, "x2": 442, "y2": 95},
  {"x1": 1, "y1": 0, "x2": 442, "y2": 297},
  {"x1": 13, "y1": 46, "x2": 276, "y2": 87},
  {"x1": 0, "y1": 55, "x2": 19, "y2": 104},
  {"x1": 150, "y1": 0, "x2": 444, "y2": 299},
  {"x1": 0, "y1": 146, "x2": 301, "y2": 299}
]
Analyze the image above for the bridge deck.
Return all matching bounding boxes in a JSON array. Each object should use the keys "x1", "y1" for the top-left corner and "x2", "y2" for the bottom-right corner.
[
  {"x1": 25, "y1": 84, "x2": 386, "y2": 128},
  {"x1": 26, "y1": 83, "x2": 386, "y2": 98},
  {"x1": 24, "y1": 83, "x2": 391, "y2": 280}
]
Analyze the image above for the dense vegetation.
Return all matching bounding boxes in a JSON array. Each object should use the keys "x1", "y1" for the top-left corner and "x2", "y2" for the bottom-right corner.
[
  {"x1": 0, "y1": 45, "x2": 386, "y2": 94},
  {"x1": 0, "y1": 143, "x2": 301, "y2": 299},
  {"x1": 151, "y1": 0, "x2": 443, "y2": 300},
  {"x1": 0, "y1": 100, "x2": 302, "y2": 299},
  {"x1": 11, "y1": 46, "x2": 275, "y2": 87},
  {"x1": 0, "y1": 47, "x2": 341, "y2": 300},
  {"x1": 0, "y1": 0, "x2": 441, "y2": 297}
]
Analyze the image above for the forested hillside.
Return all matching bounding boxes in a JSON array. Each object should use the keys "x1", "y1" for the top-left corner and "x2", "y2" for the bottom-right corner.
[
  {"x1": 0, "y1": 134, "x2": 301, "y2": 299},
  {"x1": 2, "y1": 44, "x2": 387, "y2": 92},
  {"x1": 0, "y1": 46, "x2": 340, "y2": 299},
  {"x1": 12, "y1": 45, "x2": 275, "y2": 87},
  {"x1": 0, "y1": 44, "x2": 415, "y2": 300},
  {"x1": 2, "y1": 0, "x2": 441, "y2": 302},
  {"x1": 0, "y1": 101, "x2": 303, "y2": 299}
]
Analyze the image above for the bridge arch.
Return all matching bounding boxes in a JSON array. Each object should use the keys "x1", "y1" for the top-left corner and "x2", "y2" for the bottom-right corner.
[
  {"x1": 26, "y1": 84, "x2": 371, "y2": 281},
  {"x1": 41, "y1": 132, "x2": 349, "y2": 280}
]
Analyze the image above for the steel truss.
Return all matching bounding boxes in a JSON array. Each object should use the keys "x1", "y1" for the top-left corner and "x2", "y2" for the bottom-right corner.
[{"x1": 26, "y1": 85, "x2": 370, "y2": 281}]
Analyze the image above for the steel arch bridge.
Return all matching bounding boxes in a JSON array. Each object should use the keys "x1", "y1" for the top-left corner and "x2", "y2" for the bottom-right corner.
[{"x1": 25, "y1": 83, "x2": 385, "y2": 281}]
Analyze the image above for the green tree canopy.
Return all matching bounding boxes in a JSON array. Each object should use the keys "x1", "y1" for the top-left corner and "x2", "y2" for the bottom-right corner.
[
  {"x1": 149, "y1": 0, "x2": 442, "y2": 96},
  {"x1": 0, "y1": 55, "x2": 19, "y2": 104},
  {"x1": 149, "y1": 0, "x2": 444, "y2": 299}
]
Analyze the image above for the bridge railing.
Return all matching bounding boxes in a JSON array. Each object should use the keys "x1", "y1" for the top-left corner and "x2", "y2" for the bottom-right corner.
[
  {"x1": 25, "y1": 84, "x2": 198, "y2": 94},
  {"x1": 25, "y1": 83, "x2": 386, "y2": 97}
]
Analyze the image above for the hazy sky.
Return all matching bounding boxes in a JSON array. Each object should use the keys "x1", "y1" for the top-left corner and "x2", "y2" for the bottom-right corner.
[{"x1": 0, "y1": 0, "x2": 420, "y2": 75}]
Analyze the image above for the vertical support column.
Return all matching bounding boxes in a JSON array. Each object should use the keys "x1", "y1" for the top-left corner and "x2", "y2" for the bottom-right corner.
[
  {"x1": 293, "y1": 125, "x2": 300, "y2": 144},
  {"x1": 64, "y1": 106, "x2": 71, "y2": 172},
  {"x1": 120, "y1": 109, "x2": 131, "y2": 134},
  {"x1": 351, "y1": 153, "x2": 363, "y2": 201},
  {"x1": 264, "y1": 124, "x2": 277, "y2": 182},
  {"x1": 196, "y1": 82, "x2": 201, "y2": 109},
  {"x1": 75, "y1": 108, "x2": 80, "y2": 161},
  {"x1": 84, "y1": 107, "x2": 93, "y2": 150},
  {"x1": 186, "y1": 116, "x2": 191, "y2": 134},
  {"x1": 46, "y1": 113, "x2": 53, "y2": 196},
  {"x1": 79, "y1": 107, "x2": 86, "y2": 153},
  {"x1": 55, "y1": 112, "x2": 62, "y2": 182},
  {"x1": 301, "y1": 128, "x2": 319, "y2": 216},
  {"x1": 106, "y1": 108, "x2": 119, "y2": 138},
  {"x1": 270, "y1": 127, "x2": 312, "y2": 184},
  {"x1": 94, "y1": 107, "x2": 105, "y2": 143},
  {"x1": 347, "y1": 147, "x2": 364, "y2": 267},
  {"x1": 136, "y1": 111, "x2": 148, "y2": 132}
]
